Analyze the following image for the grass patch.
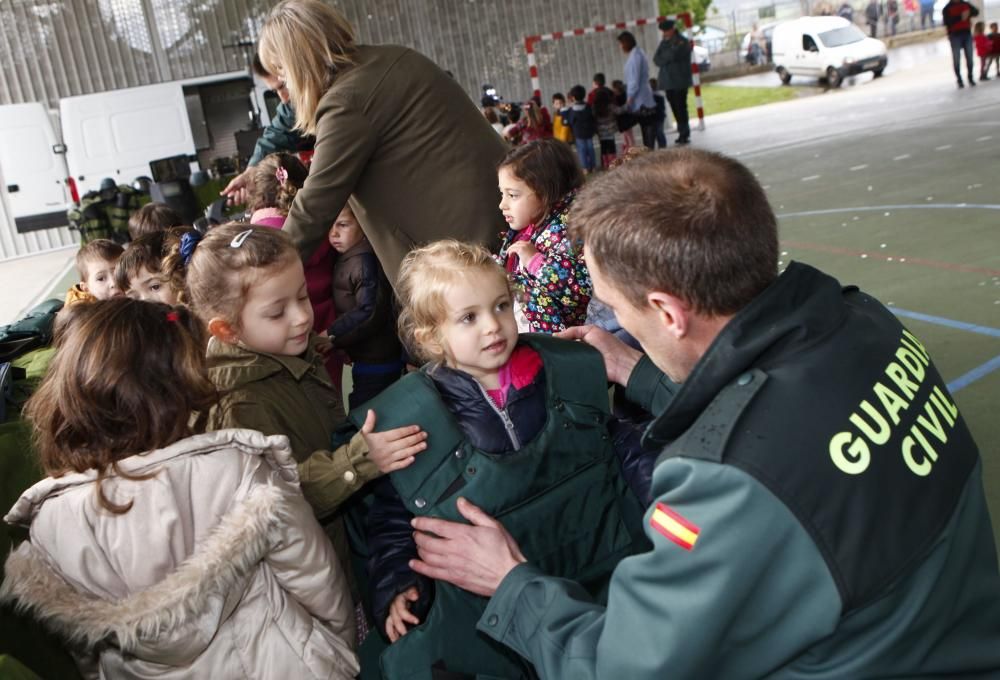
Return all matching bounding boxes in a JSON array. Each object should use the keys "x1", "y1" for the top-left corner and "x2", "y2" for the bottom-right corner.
[{"x1": 689, "y1": 84, "x2": 799, "y2": 115}]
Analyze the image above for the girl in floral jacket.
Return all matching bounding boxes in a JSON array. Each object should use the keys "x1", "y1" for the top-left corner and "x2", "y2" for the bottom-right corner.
[{"x1": 496, "y1": 139, "x2": 592, "y2": 333}]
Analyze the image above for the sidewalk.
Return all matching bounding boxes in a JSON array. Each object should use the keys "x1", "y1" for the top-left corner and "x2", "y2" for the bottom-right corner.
[{"x1": 0, "y1": 247, "x2": 76, "y2": 325}]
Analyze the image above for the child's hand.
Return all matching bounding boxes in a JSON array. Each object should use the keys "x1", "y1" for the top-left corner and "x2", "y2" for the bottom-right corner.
[
  {"x1": 361, "y1": 409, "x2": 428, "y2": 473},
  {"x1": 507, "y1": 241, "x2": 539, "y2": 270},
  {"x1": 315, "y1": 331, "x2": 333, "y2": 356},
  {"x1": 386, "y1": 587, "x2": 421, "y2": 642}
]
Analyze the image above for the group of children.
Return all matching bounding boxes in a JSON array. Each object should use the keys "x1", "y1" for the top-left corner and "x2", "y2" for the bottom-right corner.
[
  {"x1": 484, "y1": 73, "x2": 669, "y2": 175},
  {"x1": 974, "y1": 21, "x2": 1000, "y2": 80},
  {"x1": 4, "y1": 138, "x2": 655, "y2": 677}
]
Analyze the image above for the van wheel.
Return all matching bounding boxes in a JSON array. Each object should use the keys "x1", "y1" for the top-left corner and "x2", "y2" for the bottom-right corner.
[
  {"x1": 777, "y1": 67, "x2": 792, "y2": 85},
  {"x1": 873, "y1": 66, "x2": 885, "y2": 77},
  {"x1": 826, "y1": 67, "x2": 843, "y2": 88}
]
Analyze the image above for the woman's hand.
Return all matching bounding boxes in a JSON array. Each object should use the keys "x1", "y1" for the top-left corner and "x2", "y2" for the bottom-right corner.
[
  {"x1": 221, "y1": 168, "x2": 255, "y2": 206},
  {"x1": 385, "y1": 586, "x2": 421, "y2": 642},
  {"x1": 360, "y1": 409, "x2": 428, "y2": 473}
]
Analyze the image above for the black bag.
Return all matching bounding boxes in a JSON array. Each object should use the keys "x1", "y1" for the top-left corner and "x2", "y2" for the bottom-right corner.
[{"x1": 616, "y1": 111, "x2": 637, "y2": 132}]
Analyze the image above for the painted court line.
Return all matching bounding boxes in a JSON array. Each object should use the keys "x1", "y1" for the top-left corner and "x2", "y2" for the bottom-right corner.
[
  {"x1": 935, "y1": 144, "x2": 953, "y2": 150},
  {"x1": 801, "y1": 175, "x2": 820, "y2": 182},
  {"x1": 849, "y1": 164, "x2": 868, "y2": 171},
  {"x1": 893, "y1": 154, "x2": 911, "y2": 161},
  {"x1": 781, "y1": 240, "x2": 1000, "y2": 277},
  {"x1": 976, "y1": 135, "x2": 992, "y2": 142},
  {"x1": 947, "y1": 355, "x2": 1000, "y2": 394},
  {"x1": 890, "y1": 308, "x2": 1000, "y2": 339}
]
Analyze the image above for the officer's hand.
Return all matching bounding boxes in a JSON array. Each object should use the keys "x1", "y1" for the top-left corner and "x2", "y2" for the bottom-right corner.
[
  {"x1": 555, "y1": 325, "x2": 642, "y2": 386},
  {"x1": 221, "y1": 168, "x2": 254, "y2": 206},
  {"x1": 385, "y1": 586, "x2": 421, "y2": 642},
  {"x1": 410, "y1": 497, "x2": 526, "y2": 597}
]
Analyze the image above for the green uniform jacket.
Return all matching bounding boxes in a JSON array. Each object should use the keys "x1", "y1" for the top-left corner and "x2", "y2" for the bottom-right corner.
[
  {"x1": 248, "y1": 101, "x2": 302, "y2": 167},
  {"x1": 204, "y1": 336, "x2": 379, "y2": 519},
  {"x1": 477, "y1": 263, "x2": 1000, "y2": 678},
  {"x1": 281, "y1": 45, "x2": 507, "y2": 287}
]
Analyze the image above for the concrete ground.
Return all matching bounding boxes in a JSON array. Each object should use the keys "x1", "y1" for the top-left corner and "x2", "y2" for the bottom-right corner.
[{"x1": 0, "y1": 247, "x2": 75, "y2": 325}]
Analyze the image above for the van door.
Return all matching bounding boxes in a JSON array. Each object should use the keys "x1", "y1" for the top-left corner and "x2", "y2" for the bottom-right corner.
[
  {"x1": 0, "y1": 103, "x2": 71, "y2": 233},
  {"x1": 799, "y1": 33, "x2": 824, "y2": 75},
  {"x1": 60, "y1": 82, "x2": 196, "y2": 196}
]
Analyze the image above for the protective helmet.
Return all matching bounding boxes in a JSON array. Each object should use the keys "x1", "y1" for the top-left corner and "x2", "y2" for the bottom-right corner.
[
  {"x1": 99, "y1": 177, "x2": 117, "y2": 193},
  {"x1": 131, "y1": 176, "x2": 153, "y2": 194}
]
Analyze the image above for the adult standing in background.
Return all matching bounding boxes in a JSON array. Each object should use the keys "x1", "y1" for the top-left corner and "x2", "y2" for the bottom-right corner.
[
  {"x1": 616, "y1": 31, "x2": 657, "y2": 149},
  {"x1": 257, "y1": 0, "x2": 506, "y2": 286},
  {"x1": 654, "y1": 20, "x2": 694, "y2": 146},
  {"x1": 221, "y1": 54, "x2": 303, "y2": 206},
  {"x1": 943, "y1": 0, "x2": 979, "y2": 87},
  {"x1": 920, "y1": 0, "x2": 936, "y2": 28}
]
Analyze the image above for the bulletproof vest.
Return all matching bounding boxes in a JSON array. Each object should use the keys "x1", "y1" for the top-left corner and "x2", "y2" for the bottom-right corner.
[
  {"x1": 66, "y1": 192, "x2": 112, "y2": 244},
  {"x1": 353, "y1": 335, "x2": 649, "y2": 680},
  {"x1": 107, "y1": 185, "x2": 142, "y2": 243},
  {"x1": 662, "y1": 287, "x2": 979, "y2": 613}
]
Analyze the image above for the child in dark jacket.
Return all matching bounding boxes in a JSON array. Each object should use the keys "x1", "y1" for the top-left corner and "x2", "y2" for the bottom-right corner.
[
  {"x1": 327, "y1": 204, "x2": 404, "y2": 410},
  {"x1": 361, "y1": 241, "x2": 652, "y2": 678},
  {"x1": 562, "y1": 85, "x2": 597, "y2": 172}
]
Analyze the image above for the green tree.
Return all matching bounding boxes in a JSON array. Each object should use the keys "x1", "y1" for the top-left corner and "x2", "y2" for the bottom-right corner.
[{"x1": 659, "y1": 0, "x2": 715, "y2": 29}]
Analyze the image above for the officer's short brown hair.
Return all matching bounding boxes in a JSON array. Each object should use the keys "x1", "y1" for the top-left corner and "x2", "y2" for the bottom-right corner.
[{"x1": 569, "y1": 149, "x2": 778, "y2": 316}]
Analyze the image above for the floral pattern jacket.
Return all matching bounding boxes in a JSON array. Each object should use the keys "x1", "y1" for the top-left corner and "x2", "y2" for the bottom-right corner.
[{"x1": 496, "y1": 191, "x2": 592, "y2": 332}]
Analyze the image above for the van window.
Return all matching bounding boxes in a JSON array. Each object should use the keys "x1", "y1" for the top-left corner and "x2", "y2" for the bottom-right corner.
[
  {"x1": 819, "y1": 25, "x2": 866, "y2": 47},
  {"x1": 803, "y1": 35, "x2": 819, "y2": 52}
]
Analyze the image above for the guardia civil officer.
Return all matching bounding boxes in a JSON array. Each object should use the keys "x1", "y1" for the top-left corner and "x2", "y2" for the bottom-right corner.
[{"x1": 408, "y1": 149, "x2": 1000, "y2": 679}]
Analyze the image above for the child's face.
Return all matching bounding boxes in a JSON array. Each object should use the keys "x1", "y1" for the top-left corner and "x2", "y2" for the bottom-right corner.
[
  {"x1": 498, "y1": 167, "x2": 544, "y2": 232},
  {"x1": 237, "y1": 257, "x2": 314, "y2": 356},
  {"x1": 328, "y1": 207, "x2": 366, "y2": 254},
  {"x1": 128, "y1": 266, "x2": 177, "y2": 305},
  {"x1": 81, "y1": 258, "x2": 120, "y2": 300},
  {"x1": 552, "y1": 97, "x2": 565, "y2": 109},
  {"x1": 435, "y1": 272, "x2": 518, "y2": 388}
]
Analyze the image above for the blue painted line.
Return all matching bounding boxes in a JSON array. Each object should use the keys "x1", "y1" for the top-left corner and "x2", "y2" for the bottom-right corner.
[
  {"x1": 947, "y1": 355, "x2": 1000, "y2": 393},
  {"x1": 776, "y1": 203, "x2": 1000, "y2": 219},
  {"x1": 891, "y1": 308, "x2": 1000, "y2": 339}
]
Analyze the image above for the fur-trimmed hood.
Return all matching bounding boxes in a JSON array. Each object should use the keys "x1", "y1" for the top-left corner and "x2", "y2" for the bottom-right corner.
[{"x1": 1, "y1": 429, "x2": 359, "y2": 677}]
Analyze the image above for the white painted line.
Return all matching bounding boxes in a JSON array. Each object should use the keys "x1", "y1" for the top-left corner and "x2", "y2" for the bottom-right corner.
[
  {"x1": 976, "y1": 135, "x2": 993, "y2": 141},
  {"x1": 893, "y1": 154, "x2": 911, "y2": 161},
  {"x1": 849, "y1": 164, "x2": 869, "y2": 171},
  {"x1": 801, "y1": 175, "x2": 821, "y2": 182},
  {"x1": 935, "y1": 144, "x2": 952, "y2": 151}
]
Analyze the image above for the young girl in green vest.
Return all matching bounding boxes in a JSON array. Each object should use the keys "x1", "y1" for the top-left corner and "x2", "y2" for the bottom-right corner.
[{"x1": 362, "y1": 240, "x2": 650, "y2": 679}]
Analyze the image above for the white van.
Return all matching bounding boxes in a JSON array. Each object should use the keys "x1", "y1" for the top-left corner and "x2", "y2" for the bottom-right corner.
[
  {"x1": 772, "y1": 16, "x2": 887, "y2": 87},
  {"x1": 0, "y1": 103, "x2": 73, "y2": 234},
  {"x1": 0, "y1": 71, "x2": 277, "y2": 252}
]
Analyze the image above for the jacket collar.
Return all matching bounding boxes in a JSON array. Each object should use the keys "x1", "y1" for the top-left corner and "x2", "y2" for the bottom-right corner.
[
  {"x1": 645, "y1": 262, "x2": 848, "y2": 445},
  {"x1": 206, "y1": 335, "x2": 328, "y2": 389},
  {"x1": 337, "y1": 238, "x2": 373, "y2": 260}
]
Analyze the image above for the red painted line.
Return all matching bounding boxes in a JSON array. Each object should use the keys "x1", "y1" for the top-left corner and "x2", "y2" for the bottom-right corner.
[
  {"x1": 573, "y1": 28, "x2": 585, "y2": 36},
  {"x1": 553, "y1": 31, "x2": 563, "y2": 39},
  {"x1": 615, "y1": 21, "x2": 627, "y2": 29},
  {"x1": 637, "y1": 18, "x2": 648, "y2": 25},
  {"x1": 782, "y1": 240, "x2": 1000, "y2": 276},
  {"x1": 529, "y1": 66, "x2": 538, "y2": 77},
  {"x1": 595, "y1": 24, "x2": 606, "y2": 32}
]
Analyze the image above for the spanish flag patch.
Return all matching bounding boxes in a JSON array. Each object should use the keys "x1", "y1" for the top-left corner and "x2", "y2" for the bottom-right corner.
[{"x1": 650, "y1": 503, "x2": 700, "y2": 551}]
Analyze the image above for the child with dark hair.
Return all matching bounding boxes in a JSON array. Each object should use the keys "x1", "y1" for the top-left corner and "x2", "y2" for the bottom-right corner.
[
  {"x1": 551, "y1": 93, "x2": 573, "y2": 143},
  {"x1": 115, "y1": 227, "x2": 195, "y2": 305},
  {"x1": 592, "y1": 86, "x2": 621, "y2": 169},
  {"x1": 496, "y1": 139, "x2": 591, "y2": 332},
  {"x1": 127, "y1": 202, "x2": 183, "y2": 241},
  {"x1": 562, "y1": 85, "x2": 597, "y2": 173},
  {"x1": 5, "y1": 298, "x2": 360, "y2": 678},
  {"x1": 64, "y1": 239, "x2": 123, "y2": 307}
]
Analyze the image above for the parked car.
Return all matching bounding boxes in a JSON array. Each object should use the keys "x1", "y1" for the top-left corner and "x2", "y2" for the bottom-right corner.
[
  {"x1": 772, "y1": 16, "x2": 887, "y2": 87},
  {"x1": 741, "y1": 21, "x2": 781, "y2": 65}
]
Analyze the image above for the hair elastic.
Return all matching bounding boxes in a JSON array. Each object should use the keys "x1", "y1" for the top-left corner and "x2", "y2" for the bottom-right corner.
[
  {"x1": 165, "y1": 311, "x2": 180, "y2": 323},
  {"x1": 179, "y1": 230, "x2": 203, "y2": 266},
  {"x1": 275, "y1": 166, "x2": 289, "y2": 187},
  {"x1": 230, "y1": 229, "x2": 253, "y2": 248}
]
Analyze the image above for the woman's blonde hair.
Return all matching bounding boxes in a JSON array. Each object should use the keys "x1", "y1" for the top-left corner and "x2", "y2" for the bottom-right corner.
[
  {"x1": 396, "y1": 240, "x2": 510, "y2": 364},
  {"x1": 248, "y1": 152, "x2": 309, "y2": 214},
  {"x1": 259, "y1": 0, "x2": 357, "y2": 136},
  {"x1": 173, "y1": 223, "x2": 299, "y2": 327}
]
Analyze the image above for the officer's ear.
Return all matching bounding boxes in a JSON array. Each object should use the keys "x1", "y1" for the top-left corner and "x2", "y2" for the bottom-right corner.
[
  {"x1": 647, "y1": 291, "x2": 690, "y2": 339},
  {"x1": 208, "y1": 317, "x2": 240, "y2": 345}
]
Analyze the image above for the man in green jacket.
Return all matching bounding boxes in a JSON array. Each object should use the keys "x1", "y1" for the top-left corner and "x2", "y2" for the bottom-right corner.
[{"x1": 409, "y1": 149, "x2": 1000, "y2": 679}]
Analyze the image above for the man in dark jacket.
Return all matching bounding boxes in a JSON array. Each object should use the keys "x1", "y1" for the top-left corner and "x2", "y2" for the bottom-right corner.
[
  {"x1": 406, "y1": 149, "x2": 1000, "y2": 679},
  {"x1": 652, "y1": 20, "x2": 693, "y2": 145},
  {"x1": 943, "y1": 0, "x2": 980, "y2": 86}
]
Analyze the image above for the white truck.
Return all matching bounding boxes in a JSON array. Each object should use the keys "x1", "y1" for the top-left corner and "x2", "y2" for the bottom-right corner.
[{"x1": 0, "y1": 71, "x2": 275, "y2": 251}]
